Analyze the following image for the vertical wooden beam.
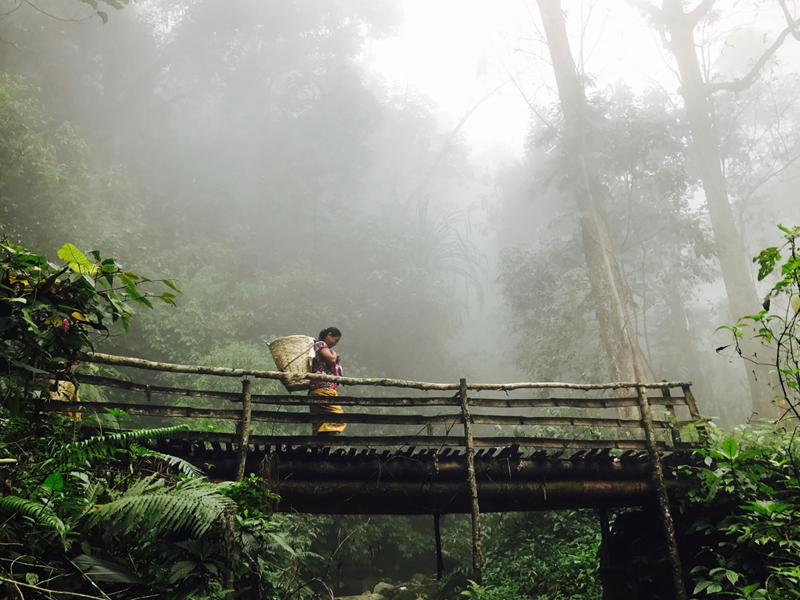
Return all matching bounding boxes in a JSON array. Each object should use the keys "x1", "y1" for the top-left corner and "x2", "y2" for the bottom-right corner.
[
  {"x1": 460, "y1": 378, "x2": 483, "y2": 584},
  {"x1": 434, "y1": 512, "x2": 444, "y2": 581},
  {"x1": 235, "y1": 379, "x2": 253, "y2": 483},
  {"x1": 682, "y1": 384, "x2": 706, "y2": 441},
  {"x1": 661, "y1": 383, "x2": 680, "y2": 445},
  {"x1": 636, "y1": 385, "x2": 687, "y2": 600},
  {"x1": 681, "y1": 384, "x2": 700, "y2": 418}
]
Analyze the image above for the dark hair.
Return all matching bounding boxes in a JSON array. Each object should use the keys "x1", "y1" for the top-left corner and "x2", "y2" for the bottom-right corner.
[{"x1": 317, "y1": 327, "x2": 342, "y2": 341}]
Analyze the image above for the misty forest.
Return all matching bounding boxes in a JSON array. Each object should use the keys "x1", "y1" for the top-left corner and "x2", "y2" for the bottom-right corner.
[{"x1": 2, "y1": 0, "x2": 800, "y2": 599}]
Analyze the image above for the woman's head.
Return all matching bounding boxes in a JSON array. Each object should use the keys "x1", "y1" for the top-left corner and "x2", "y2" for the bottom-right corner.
[{"x1": 318, "y1": 326, "x2": 342, "y2": 347}]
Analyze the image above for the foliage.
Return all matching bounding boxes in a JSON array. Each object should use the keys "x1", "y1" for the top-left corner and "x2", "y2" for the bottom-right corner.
[
  {"x1": 497, "y1": 85, "x2": 714, "y2": 385},
  {"x1": 498, "y1": 237, "x2": 604, "y2": 382},
  {"x1": 676, "y1": 423, "x2": 800, "y2": 599},
  {"x1": 717, "y1": 225, "x2": 800, "y2": 417},
  {"x1": 0, "y1": 240, "x2": 180, "y2": 412},
  {"x1": 443, "y1": 511, "x2": 602, "y2": 600},
  {"x1": 0, "y1": 407, "x2": 314, "y2": 600},
  {"x1": 0, "y1": 73, "x2": 88, "y2": 248}
]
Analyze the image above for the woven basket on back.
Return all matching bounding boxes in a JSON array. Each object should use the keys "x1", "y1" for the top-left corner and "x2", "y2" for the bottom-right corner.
[{"x1": 268, "y1": 335, "x2": 315, "y2": 392}]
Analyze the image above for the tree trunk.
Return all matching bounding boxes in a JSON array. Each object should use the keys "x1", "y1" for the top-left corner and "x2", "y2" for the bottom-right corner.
[
  {"x1": 660, "y1": 0, "x2": 778, "y2": 418},
  {"x1": 536, "y1": 0, "x2": 647, "y2": 391}
]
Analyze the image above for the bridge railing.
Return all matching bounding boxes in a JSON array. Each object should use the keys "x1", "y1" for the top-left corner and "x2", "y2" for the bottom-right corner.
[
  {"x1": 36, "y1": 351, "x2": 702, "y2": 586},
  {"x1": 37, "y1": 352, "x2": 703, "y2": 454}
]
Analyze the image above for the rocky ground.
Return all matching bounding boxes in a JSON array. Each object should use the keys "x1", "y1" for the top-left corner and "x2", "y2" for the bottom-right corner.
[{"x1": 336, "y1": 574, "x2": 439, "y2": 600}]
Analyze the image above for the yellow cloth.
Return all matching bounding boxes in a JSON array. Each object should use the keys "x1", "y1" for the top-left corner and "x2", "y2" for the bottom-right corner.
[{"x1": 308, "y1": 387, "x2": 345, "y2": 435}]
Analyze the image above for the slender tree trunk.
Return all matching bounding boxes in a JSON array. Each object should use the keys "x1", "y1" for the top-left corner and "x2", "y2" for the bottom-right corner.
[
  {"x1": 661, "y1": 0, "x2": 777, "y2": 418},
  {"x1": 663, "y1": 283, "x2": 714, "y2": 406},
  {"x1": 536, "y1": 0, "x2": 647, "y2": 389}
]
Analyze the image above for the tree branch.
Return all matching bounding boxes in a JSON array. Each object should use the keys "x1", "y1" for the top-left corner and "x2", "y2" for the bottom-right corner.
[
  {"x1": 0, "y1": 575, "x2": 108, "y2": 600},
  {"x1": 687, "y1": 0, "x2": 718, "y2": 26},
  {"x1": 625, "y1": 0, "x2": 661, "y2": 20},
  {"x1": 779, "y1": 0, "x2": 800, "y2": 40},
  {"x1": 706, "y1": 17, "x2": 800, "y2": 93}
]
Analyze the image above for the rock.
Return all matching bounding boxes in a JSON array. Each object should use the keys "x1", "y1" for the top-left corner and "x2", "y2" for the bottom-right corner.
[
  {"x1": 367, "y1": 595, "x2": 387, "y2": 600},
  {"x1": 410, "y1": 573, "x2": 426, "y2": 583},
  {"x1": 373, "y1": 582, "x2": 395, "y2": 597},
  {"x1": 392, "y1": 587, "x2": 415, "y2": 600}
]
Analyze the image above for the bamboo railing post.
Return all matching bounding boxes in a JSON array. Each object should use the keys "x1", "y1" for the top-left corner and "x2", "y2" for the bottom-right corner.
[
  {"x1": 235, "y1": 379, "x2": 253, "y2": 483},
  {"x1": 636, "y1": 385, "x2": 687, "y2": 600},
  {"x1": 460, "y1": 378, "x2": 483, "y2": 584},
  {"x1": 681, "y1": 384, "x2": 706, "y2": 441},
  {"x1": 434, "y1": 512, "x2": 444, "y2": 581}
]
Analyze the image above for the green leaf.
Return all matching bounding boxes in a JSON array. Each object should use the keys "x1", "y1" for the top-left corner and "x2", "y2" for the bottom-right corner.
[
  {"x1": 157, "y1": 292, "x2": 177, "y2": 305},
  {"x1": 744, "y1": 583, "x2": 760, "y2": 595},
  {"x1": 43, "y1": 472, "x2": 64, "y2": 492},
  {"x1": 96, "y1": 10, "x2": 108, "y2": 23},
  {"x1": 753, "y1": 247, "x2": 781, "y2": 281},
  {"x1": 57, "y1": 244, "x2": 99, "y2": 278},
  {"x1": 168, "y1": 560, "x2": 198, "y2": 583},
  {"x1": 72, "y1": 554, "x2": 143, "y2": 584},
  {"x1": 10, "y1": 360, "x2": 49, "y2": 375},
  {"x1": 163, "y1": 279, "x2": 183, "y2": 295},
  {"x1": 693, "y1": 580, "x2": 712, "y2": 594},
  {"x1": 722, "y1": 437, "x2": 738, "y2": 460}
]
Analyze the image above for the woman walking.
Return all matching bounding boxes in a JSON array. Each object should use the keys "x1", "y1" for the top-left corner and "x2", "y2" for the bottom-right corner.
[{"x1": 309, "y1": 327, "x2": 345, "y2": 436}]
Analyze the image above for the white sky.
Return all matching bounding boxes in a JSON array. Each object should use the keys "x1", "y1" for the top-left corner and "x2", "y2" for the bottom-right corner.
[{"x1": 367, "y1": 0, "x2": 800, "y2": 157}]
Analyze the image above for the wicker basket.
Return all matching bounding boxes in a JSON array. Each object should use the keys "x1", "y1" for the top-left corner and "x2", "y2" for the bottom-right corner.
[{"x1": 268, "y1": 335, "x2": 315, "y2": 392}]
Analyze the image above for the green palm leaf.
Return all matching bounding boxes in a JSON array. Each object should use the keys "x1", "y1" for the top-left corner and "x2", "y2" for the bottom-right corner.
[
  {"x1": 58, "y1": 425, "x2": 189, "y2": 465},
  {"x1": 0, "y1": 495, "x2": 67, "y2": 536},
  {"x1": 84, "y1": 475, "x2": 232, "y2": 538}
]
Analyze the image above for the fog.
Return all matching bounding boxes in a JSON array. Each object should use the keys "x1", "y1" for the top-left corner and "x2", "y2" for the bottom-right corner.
[{"x1": 2, "y1": 0, "x2": 800, "y2": 425}]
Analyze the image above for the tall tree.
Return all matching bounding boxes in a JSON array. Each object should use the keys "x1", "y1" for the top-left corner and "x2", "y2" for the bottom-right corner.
[
  {"x1": 627, "y1": 0, "x2": 800, "y2": 417},
  {"x1": 533, "y1": 0, "x2": 648, "y2": 386}
]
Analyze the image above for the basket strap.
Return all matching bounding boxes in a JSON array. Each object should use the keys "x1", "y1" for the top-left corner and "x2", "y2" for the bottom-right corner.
[{"x1": 282, "y1": 342, "x2": 315, "y2": 370}]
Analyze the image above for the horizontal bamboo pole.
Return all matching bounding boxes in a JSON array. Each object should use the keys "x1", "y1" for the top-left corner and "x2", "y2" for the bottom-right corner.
[
  {"x1": 255, "y1": 456, "x2": 659, "y2": 482},
  {"x1": 150, "y1": 430, "x2": 692, "y2": 451},
  {"x1": 79, "y1": 352, "x2": 692, "y2": 392},
  {"x1": 275, "y1": 479, "x2": 694, "y2": 515},
  {"x1": 79, "y1": 351, "x2": 287, "y2": 379},
  {"x1": 41, "y1": 400, "x2": 688, "y2": 429},
  {"x1": 72, "y1": 374, "x2": 690, "y2": 409},
  {"x1": 466, "y1": 381, "x2": 693, "y2": 392},
  {"x1": 74, "y1": 374, "x2": 243, "y2": 402}
]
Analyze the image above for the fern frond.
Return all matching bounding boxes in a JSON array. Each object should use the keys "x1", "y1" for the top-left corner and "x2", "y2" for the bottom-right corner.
[
  {"x1": 0, "y1": 495, "x2": 67, "y2": 536},
  {"x1": 84, "y1": 475, "x2": 232, "y2": 538},
  {"x1": 149, "y1": 452, "x2": 204, "y2": 478},
  {"x1": 58, "y1": 425, "x2": 190, "y2": 465}
]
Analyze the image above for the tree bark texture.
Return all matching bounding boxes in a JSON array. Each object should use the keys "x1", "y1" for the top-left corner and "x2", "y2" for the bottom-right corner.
[{"x1": 536, "y1": 0, "x2": 648, "y2": 394}]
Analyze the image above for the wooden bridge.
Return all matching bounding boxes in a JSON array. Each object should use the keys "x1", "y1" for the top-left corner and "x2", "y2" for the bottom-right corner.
[{"x1": 39, "y1": 352, "x2": 703, "y2": 591}]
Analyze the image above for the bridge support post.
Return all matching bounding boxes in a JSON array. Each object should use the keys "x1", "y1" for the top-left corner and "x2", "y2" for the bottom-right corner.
[
  {"x1": 434, "y1": 512, "x2": 444, "y2": 581},
  {"x1": 460, "y1": 378, "x2": 483, "y2": 584},
  {"x1": 235, "y1": 379, "x2": 253, "y2": 482},
  {"x1": 636, "y1": 385, "x2": 687, "y2": 600}
]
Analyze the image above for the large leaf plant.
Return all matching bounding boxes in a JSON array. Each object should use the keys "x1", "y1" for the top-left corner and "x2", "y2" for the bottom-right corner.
[{"x1": 0, "y1": 240, "x2": 181, "y2": 412}]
